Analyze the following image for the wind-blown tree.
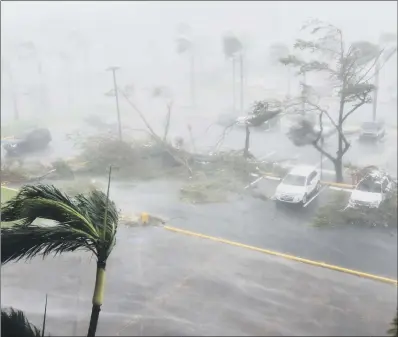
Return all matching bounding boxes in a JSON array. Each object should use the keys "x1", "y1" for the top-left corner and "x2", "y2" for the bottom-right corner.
[
  {"x1": 1, "y1": 308, "x2": 42, "y2": 337},
  {"x1": 281, "y1": 19, "x2": 386, "y2": 183},
  {"x1": 175, "y1": 24, "x2": 195, "y2": 108},
  {"x1": 222, "y1": 33, "x2": 243, "y2": 113},
  {"x1": 242, "y1": 100, "x2": 282, "y2": 157},
  {"x1": 268, "y1": 43, "x2": 292, "y2": 98},
  {"x1": 1, "y1": 175, "x2": 119, "y2": 337}
]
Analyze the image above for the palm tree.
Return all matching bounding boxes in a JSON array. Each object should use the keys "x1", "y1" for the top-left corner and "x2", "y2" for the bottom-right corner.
[
  {"x1": 1, "y1": 171, "x2": 119, "y2": 337},
  {"x1": 175, "y1": 23, "x2": 195, "y2": 108},
  {"x1": 388, "y1": 310, "x2": 398, "y2": 336},
  {"x1": 222, "y1": 33, "x2": 243, "y2": 114},
  {"x1": 1, "y1": 308, "x2": 42, "y2": 337}
]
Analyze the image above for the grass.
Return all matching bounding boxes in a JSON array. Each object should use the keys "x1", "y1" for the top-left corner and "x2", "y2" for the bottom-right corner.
[{"x1": 1, "y1": 186, "x2": 18, "y2": 228}]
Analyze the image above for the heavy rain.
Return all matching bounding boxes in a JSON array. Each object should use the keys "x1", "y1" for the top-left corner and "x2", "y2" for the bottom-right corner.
[{"x1": 1, "y1": 1, "x2": 397, "y2": 336}]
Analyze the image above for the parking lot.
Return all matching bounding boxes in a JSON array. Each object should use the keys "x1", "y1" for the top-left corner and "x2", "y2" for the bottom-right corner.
[{"x1": 2, "y1": 226, "x2": 396, "y2": 336}]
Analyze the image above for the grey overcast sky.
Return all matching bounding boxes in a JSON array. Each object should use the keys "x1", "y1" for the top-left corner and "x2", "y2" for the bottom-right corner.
[{"x1": 1, "y1": 1, "x2": 396, "y2": 121}]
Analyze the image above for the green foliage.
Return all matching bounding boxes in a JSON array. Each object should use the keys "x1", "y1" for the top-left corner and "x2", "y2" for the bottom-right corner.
[
  {"x1": 387, "y1": 310, "x2": 398, "y2": 336},
  {"x1": 1, "y1": 308, "x2": 42, "y2": 337},
  {"x1": 1, "y1": 184, "x2": 119, "y2": 264}
]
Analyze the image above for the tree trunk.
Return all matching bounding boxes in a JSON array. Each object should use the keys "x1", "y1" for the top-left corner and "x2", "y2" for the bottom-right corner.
[
  {"x1": 87, "y1": 262, "x2": 106, "y2": 337},
  {"x1": 239, "y1": 53, "x2": 244, "y2": 115},
  {"x1": 244, "y1": 125, "x2": 250, "y2": 158},
  {"x1": 334, "y1": 158, "x2": 344, "y2": 183}
]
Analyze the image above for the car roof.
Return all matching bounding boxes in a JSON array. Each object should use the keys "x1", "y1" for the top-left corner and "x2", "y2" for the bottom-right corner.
[{"x1": 288, "y1": 165, "x2": 317, "y2": 176}]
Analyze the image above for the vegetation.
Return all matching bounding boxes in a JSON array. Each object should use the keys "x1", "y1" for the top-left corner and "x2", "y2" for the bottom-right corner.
[
  {"x1": 313, "y1": 189, "x2": 397, "y2": 228},
  {"x1": 388, "y1": 310, "x2": 398, "y2": 337},
  {"x1": 1, "y1": 170, "x2": 119, "y2": 337},
  {"x1": 1, "y1": 308, "x2": 42, "y2": 337},
  {"x1": 281, "y1": 19, "x2": 390, "y2": 182}
]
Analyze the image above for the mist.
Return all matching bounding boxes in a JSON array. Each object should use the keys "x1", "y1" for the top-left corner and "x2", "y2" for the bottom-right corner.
[{"x1": 1, "y1": 2, "x2": 397, "y2": 336}]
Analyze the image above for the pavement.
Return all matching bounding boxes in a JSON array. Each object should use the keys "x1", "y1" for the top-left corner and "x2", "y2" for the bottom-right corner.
[{"x1": 2, "y1": 226, "x2": 396, "y2": 336}]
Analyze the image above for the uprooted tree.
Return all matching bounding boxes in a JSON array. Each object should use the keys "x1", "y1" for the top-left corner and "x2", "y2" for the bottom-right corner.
[{"x1": 281, "y1": 19, "x2": 395, "y2": 183}]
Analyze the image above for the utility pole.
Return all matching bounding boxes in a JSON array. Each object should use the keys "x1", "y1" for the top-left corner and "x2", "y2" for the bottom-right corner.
[
  {"x1": 232, "y1": 56, "x2": 236, "y2": 113},
  {"x1": 106, "y1": 66, "x2": 122, "y2": 141},
  {"x1": 239, "y1": 52, "x2": 244, "y2": 115},
  {"x1": 190, "y1": 49, "x2": 196, "y2": 109}
]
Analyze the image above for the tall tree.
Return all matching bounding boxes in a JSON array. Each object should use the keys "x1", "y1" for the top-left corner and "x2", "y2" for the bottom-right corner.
[
  {"x1": 175, "y1": 24, "x2": 195, "y2": 108},
  {"x1": 281, "y1": 19, "x2": 385, "y2": 183},
  {"x1": 222, "y1": 33, "x2": 243, "y2": 114},
  {"x1": 1, "y1": 173, "x2": 118, "y2": 337},
  {"x1": 268, "y1": 43, "x2": 292, "y2": 98}
]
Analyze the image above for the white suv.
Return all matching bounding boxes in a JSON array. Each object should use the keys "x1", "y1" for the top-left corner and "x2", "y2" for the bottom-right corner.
[{"x1": 275, "y1": 166, "x2": 321, "y2": 205}]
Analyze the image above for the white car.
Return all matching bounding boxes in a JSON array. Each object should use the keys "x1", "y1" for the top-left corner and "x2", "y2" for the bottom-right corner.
[
  {"x1": 275, "y1": 166, "x2": 321, "y2": 205},
  {"x1": 348, "y1": 175, "x2": 393, "y2": 209}
]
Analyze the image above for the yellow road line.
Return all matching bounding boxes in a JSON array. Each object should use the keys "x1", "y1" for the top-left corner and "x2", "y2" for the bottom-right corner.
[{"x1": 163, "y1": 225, "x2": 398, "y2": 286}]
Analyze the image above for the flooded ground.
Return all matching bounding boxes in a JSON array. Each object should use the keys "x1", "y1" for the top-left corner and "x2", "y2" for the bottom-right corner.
[{"x1": 2, "y1": 226, "x2": 396, "y2": 336}]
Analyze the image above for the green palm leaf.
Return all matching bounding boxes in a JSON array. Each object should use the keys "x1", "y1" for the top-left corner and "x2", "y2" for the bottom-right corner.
[
  {"x1": 1, "y1": 184, "x2": 119, "y2": 263},
  {"x1": 1, "y1": 308, "x2": 42, "y2": 337},
  {"x1": 388, "y1": 310, "x2": 398, "y2": 336},
  {"x1": 1, "y1": 225, "x2": 96, "y2": 264}
]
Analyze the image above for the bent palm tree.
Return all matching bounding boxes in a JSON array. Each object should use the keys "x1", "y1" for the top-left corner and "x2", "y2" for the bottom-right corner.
[
  {"x1": 1, "y1": 308, "x2": 42, "y2": 337},
  {"x1": 1, "y1": 176, "x2": 118, "y2": 337}
]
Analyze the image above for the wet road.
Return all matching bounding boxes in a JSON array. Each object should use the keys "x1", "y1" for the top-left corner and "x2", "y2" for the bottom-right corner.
[
  {"x1": 101, "y1": 178, "x2": 397, "y2": 280},
  {"x1": 2, "y1": 227, "x2": 396, "y2": 336}
]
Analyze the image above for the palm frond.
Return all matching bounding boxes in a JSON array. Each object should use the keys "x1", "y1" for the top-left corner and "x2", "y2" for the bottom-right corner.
[
  {"x1": 1, "y1": 308, "x2": 42, "y2": 337},
  {"x1": 388, "y1": 310, "x2": 398, "y2": 336},
  {"x1": 1, "y1": 184, "x2": 119, "y2": 263},
  {"x1": 1, "y1": 225, "x2": 95, "y2": 264},
  {"x1": 74, "y1": 190, "x2": 119, "y2": 236},
  {"x1": 1, "y1": 185, "x2": 98, "y2": 237}
]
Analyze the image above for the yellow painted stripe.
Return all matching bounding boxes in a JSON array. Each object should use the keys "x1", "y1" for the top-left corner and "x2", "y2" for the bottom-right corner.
[
  {"x1": 321, "y1": 181, "x2": 354, "y2": 188},
  {"x1": 1, "y1": 186, "x2": 19, "y2": 192},
  {"x1": 163, "y1": 225, "x2": 398, "y2": 286}
]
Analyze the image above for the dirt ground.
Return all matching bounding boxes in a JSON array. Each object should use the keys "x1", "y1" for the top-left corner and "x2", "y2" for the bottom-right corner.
[{"x1": 2, "y1": 226, "x2": 396, "y2": 336}]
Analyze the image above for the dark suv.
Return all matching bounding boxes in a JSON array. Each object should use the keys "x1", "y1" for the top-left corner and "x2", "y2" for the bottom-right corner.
[{"x1": 3, "y1": 128, "x2": 52, "y2": 157}]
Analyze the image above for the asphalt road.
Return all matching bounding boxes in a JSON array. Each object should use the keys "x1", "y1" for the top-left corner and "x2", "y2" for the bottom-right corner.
[
  {"x1": 2, "y1": 226, "x2": 396, "y2": 336},
  {"x1": 98, "y1": 178, "x2": 397, "y2": 280},
  {"x1": 4, "y1": 119, "x2": 397, "y2": 279}
]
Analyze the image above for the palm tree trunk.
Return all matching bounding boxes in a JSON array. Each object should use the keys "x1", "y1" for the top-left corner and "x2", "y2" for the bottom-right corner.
[{"x1": 87, "y1": 262, "x2": 106, "y2": 337}]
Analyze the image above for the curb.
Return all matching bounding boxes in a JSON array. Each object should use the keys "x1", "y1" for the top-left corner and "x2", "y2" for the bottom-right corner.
[{"x1": 163, "y1": 225, "x2": 397, "y2": 286}]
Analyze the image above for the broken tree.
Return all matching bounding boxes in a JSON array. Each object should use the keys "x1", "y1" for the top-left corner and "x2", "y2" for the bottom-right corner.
[{"x1": 281, "y1": 19, "x2": 390, "y2": 183}]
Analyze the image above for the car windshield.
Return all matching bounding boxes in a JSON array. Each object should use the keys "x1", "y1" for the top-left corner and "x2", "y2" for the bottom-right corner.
[
  {"x1": 357, "y1": 179, "x2": 382, "y2": 193},
  {"x1": 283, "y1": 174, "x2": 306, "y2": 186}
]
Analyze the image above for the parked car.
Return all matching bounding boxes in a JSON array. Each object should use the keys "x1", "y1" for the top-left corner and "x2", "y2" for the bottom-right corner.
[
  {"x1": 359, "y1": 121, "x2": 386, "y2": 141},
  {"x1": 348, "y1": 173, "x2": 394, "y2": 209},
  {"x1": 3, "y1": 128, "x2": 52, "y2": 157},
  {"x1": 274, "y1": 165, "x2": 321, "y2": 205}
]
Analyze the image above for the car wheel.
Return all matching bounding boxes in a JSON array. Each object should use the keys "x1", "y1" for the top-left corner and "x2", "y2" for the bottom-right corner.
[
  {"x1": 301, "y1": 194, "x2": 307, "y2": 205},
  {"x1": 316, "y1": 181, "x2": 321, "y2": 191}
]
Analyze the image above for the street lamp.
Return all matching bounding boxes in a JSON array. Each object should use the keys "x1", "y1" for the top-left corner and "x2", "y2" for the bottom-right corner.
[{"x1": 106, "y1": 66, "x2": 122, "y2": 140}]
